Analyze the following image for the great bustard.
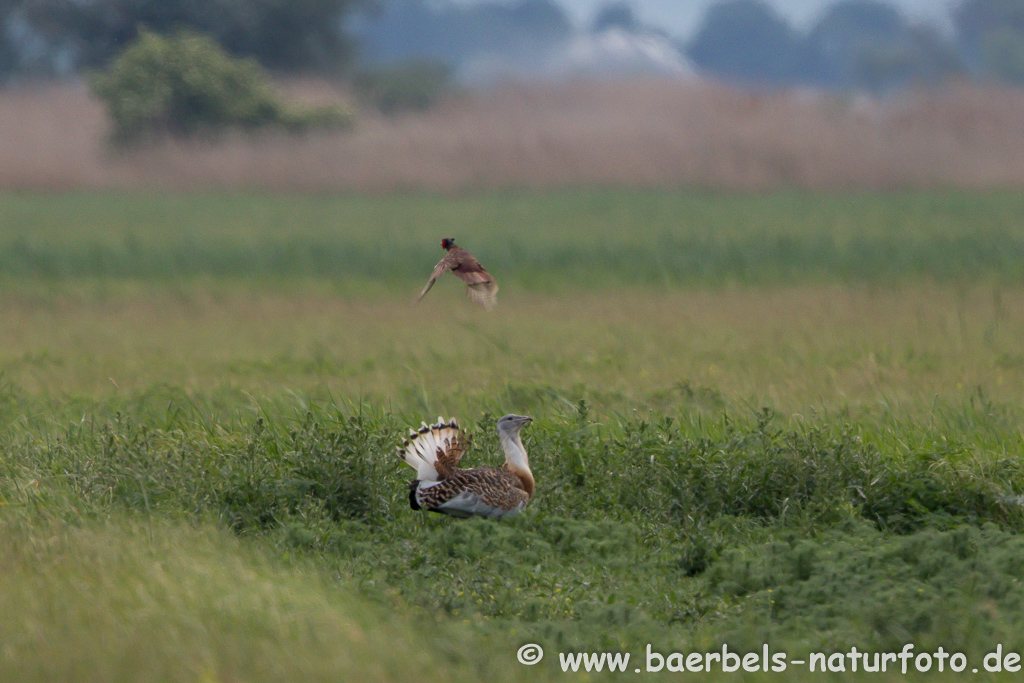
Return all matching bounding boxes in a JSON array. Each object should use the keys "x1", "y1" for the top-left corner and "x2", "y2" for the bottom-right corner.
[
  {"x1": 397, "y1": 414, "x2": 534, "y2": 518},
  {"x1": 416, "y1": 238, "x2": 498, "y2": 310}
]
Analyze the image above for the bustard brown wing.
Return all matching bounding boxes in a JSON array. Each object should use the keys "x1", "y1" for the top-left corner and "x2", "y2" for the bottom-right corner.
[{"x1": 414, "y1": 466, "x2": 529, "y2": 518}]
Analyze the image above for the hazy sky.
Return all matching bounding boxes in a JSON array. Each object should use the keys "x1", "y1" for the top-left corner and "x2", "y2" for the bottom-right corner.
[{"x1": 451, "y1": 0, "x2": 960, "y2": 38}]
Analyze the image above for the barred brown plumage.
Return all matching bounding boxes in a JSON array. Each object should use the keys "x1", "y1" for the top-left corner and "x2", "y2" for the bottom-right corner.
[
  {"x1": 396, "y1": 414, "x2": 534, "y2": 518},
  {"x1": 415, "y1": 238, "x2": 498, "y2": 310}
]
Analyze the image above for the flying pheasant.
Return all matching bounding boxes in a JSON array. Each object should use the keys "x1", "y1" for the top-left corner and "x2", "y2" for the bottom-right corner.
[
  {"x1": 416, "y1": 238, "x2": 498, "y2": 310},
  {"x1": 396, "y1": 414, "x2": 534, "y2": 518}
]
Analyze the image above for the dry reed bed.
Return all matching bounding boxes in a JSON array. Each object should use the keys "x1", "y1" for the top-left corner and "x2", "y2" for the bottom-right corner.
[{"x1": 3, "y1": 78, "x2": 1024, "y2": 191}]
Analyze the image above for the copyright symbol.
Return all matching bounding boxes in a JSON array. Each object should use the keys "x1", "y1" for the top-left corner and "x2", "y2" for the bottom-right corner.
[{"x1": 517, "y1": 643, "x2": 543, "y2": 665}]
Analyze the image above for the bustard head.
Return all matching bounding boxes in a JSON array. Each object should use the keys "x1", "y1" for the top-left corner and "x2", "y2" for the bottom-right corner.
[{"x1": 496, "y1": 414, "x2": 532, "y2": 440}]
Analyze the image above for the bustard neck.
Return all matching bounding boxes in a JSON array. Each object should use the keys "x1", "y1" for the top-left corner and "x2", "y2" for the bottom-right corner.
[{"x1": 500, "y1": 432, "x2": 534, "y2": 497}]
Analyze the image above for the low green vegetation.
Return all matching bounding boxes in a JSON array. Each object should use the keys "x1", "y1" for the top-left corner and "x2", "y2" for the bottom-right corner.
[
  {"x1": 4, "y1": 397, "x2": 1024, "y2": 680},
  {"x1": 3, "y1": 188, "x2": 1024, "y2": 680},
  {"x1": 5, "y1": 188, "x2": 1024, "y2": 283}
]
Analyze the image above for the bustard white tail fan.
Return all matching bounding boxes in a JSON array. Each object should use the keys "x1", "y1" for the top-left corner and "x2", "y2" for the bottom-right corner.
[
  {"x1": 396, "y1": 416, "x2": 462, "y2": 481},
  {"x1": 395, "y1": 414, "x2": 534, "y2": 519}
]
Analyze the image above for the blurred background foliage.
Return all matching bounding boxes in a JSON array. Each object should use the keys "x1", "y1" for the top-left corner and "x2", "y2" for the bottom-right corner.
[
  {"x1": 3, "y1": 0, "x2": 1024, "y2": 90},
  {"x1": 4, "y1": 0, "x2": 1024, "y2": 142}
]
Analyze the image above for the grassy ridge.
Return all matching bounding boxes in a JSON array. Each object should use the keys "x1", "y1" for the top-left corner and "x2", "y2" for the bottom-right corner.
[
  {"x1": 5, "y1": 189, "x2": 1024, "y2": 283},
  {"x1": 0, "y1": 513, "x2": 533, "y2": 683}
]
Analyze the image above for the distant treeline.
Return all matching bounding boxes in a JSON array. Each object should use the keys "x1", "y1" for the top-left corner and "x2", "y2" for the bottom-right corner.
[
  {"x1": 0, "y1": 0, "x2": 370, "y2": 77},
  {"x1": 355, "y1": 0, "x2": 1024, "y2": 91},
  {"x1": 3, "y1": 0, "x2": 1024, "y2": 91}
]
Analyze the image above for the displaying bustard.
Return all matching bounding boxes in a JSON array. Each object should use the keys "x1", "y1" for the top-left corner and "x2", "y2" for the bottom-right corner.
[
  {"x1": 416, "y1": 238, "x2": 498, "y2": 310},
  {"x1": 397, "y1": 414, "x2": 534, "y2": 518}
]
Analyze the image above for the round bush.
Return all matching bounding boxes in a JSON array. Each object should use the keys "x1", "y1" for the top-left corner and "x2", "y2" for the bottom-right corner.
[{"x1": 90, "y1": 30, "x2": 350, "y2": 145}]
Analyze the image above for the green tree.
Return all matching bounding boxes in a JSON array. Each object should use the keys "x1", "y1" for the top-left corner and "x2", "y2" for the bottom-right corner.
[
  {"x1": 512, "y1": 0, "x2": 572, "y2": 41},
  {"x1": 90, "y1": 30, "x2": 350, "y2": 145},
  {"x1": 810, "y1": 1, "x2": 961, "y2": 90},
  {"x1": 352, "y1": 60, "x2": 452, "y2": 115},
  {"x1": 686, "y1": 0, "x2": 814, "y2": 86},
  {"x1": 592, "y1": 2, "x2": 638, "y2": 33},
  {"x1": 28, "y1": 0, "x2": 373, "y2": 73},
  {"x1": 956, "y1": 0, "x2": 1024, "y2": 47},
  {"x1": 351, "y1": 0, "x2": 570, "y2": 68},
  {"x1": 981, "y1": 27, "x2": 1024, "y2": 82},
  {"x1": 0, "y1": 5, "x2": 16, "y2": 80},
  {"x1": 955, "y1": 0, "x2": 1024, "y2": 78}
]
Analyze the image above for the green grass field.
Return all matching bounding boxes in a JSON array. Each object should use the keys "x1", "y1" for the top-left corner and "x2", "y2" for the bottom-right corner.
[{"x1": 3, "y1": 188, "x2": 1024, "y2": 681}]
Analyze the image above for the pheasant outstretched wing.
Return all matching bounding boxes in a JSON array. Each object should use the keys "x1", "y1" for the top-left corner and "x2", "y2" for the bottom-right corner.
[
  {"x1": 416, "y1": 247, "x2": 497, "y2": 309},
  {"x1": 416, "y1": 251, "x2": 459, "y2": 303}
]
